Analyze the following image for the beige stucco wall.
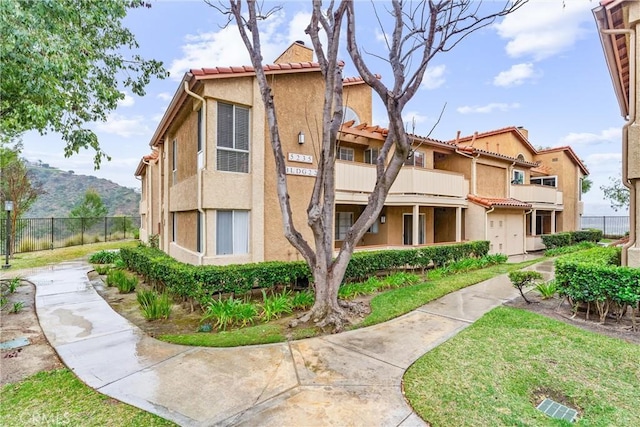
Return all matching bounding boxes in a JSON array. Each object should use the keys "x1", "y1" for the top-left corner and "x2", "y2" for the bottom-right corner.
[
  {"x1": 534, "y1": 151, "x2": 581, "y2": 231},
  {"x1": 344, "y1": 83, "x2": 373, "y2": 124},
  {"x1": 465, "y1": 203, "x2": 486, "y2": 242},
  {"x1": 476, "y1": 163, "x2": 507, "y2": 198},
  {"x1": 474, "y1": 131, "x2": 535, "y2": 161}
]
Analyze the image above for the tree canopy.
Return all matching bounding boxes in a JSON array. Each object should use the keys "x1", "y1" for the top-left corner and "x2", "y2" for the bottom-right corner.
[
  {"x1": 601, "y1": 176, "x2": 630, "y2": 212},
  {"x1": 71, "y1": 189, "x2": 109, "y2": 229},
  {"x1": 0, "y1": 0, "x2": 167, "y2": 167}
]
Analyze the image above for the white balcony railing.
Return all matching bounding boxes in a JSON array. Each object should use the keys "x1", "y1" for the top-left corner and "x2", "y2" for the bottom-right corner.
[
  {"x1": 336, "y1": 161, "x2": 467, "y2": 198},
  {"x1": 511, "y1": 184, "x2": 563, "y2": 205}
]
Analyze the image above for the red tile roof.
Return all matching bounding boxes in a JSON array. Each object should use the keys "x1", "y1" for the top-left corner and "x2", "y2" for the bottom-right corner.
[
  {"x1": 189, "y1": 60, "x2": 363, "y2": 81},
  {"x1": 339, "y1": 121, "x2": 455, "y2": 149},
  {"x1": 467, "y1": 194, "x2": 532, "y2": 209},
  {"x1": 456, "y1": 145, "x2": 539, "y2": 167}
]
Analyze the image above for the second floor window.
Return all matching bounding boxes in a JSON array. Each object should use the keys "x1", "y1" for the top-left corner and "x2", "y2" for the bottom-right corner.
[
  {"x1": 405, "y1": 151, "x2": 425, "y2": 168},
  {"x1": 217, "y1": 102, "x2": 249, "y2": 173},
  {"x1": 172, "y1": 139, "x2": 178, "y2": 185},
  {"x1": 338, "y1": 147, "x2": 354, "y2": 161},
  {"x1": 512, "y1": 169, "x2": 524, "y2": 185},
  {"x1": 530, "y1": 176, "x2": 557, "y2": 187},
  {"x1": 364, "y1": 148, "x2": 379, "y2": 165},
  {"x1": 197, "y1": 108, "x2": 204, "y2": 169}
]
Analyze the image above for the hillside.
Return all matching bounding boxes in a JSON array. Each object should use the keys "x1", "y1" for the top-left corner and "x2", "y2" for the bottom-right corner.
[{"x1": 24, "y1": 162, "x2": 140, "y2": 218}]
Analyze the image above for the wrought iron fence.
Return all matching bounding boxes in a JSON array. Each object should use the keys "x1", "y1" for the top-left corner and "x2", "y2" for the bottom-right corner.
[
  {"x1": 0, "y1": 216, "x2": 140, "y2": 255},
  {"x1": 581, "y1": 216, "x2": 630, "y2": 238}
]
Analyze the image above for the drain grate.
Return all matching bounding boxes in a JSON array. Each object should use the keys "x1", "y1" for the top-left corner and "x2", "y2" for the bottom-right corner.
[{"x1": 536, "y1": 398, "x2": 578, "y2": 422}]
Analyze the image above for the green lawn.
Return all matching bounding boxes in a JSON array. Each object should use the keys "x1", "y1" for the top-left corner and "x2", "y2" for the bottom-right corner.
[
  {"x1": 403, "y1": 306, "x2": 640, "y2": 426},
  {"x1": 0, "y1": 369, "x2": 175, "y2": 426},
  {"x1": 5, "y1": 240, "x2": 138, "y2": 271}
]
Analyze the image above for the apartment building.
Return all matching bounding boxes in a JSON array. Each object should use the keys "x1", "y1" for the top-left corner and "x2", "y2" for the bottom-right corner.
[
  {"x1": 136, "y1": 43, "x2": 588, "y2": 264},
  {"x1": 593, "y1": 0, "x2": 640, "y2": 267}
]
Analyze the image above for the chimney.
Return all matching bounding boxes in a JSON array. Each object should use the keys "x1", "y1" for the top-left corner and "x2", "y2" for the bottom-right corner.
[
  {"x1": 517, "y1": 126, "x2": 529, "y2": 139},
  {"x1": 274, "y1": 40, "x2": 314, "y2": 64}
]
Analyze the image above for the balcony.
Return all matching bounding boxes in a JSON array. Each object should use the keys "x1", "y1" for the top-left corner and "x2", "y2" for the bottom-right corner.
[
  {"x1": 335, "y1": 161, "x2": 468, "y2": 202},
  {"x1": 511, "y1": 184, "x2": 563, "y2": 206}
]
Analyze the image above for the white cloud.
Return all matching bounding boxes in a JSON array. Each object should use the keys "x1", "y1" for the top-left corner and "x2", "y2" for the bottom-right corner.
[
  {"x1": 559, "y1": 127, "x2": 621, "y2": 145},
  {"x1": 421, "y1": 65, "x2": 446, "y2": 90},
  {"x1": 456, "y1": 102, "x2": 520, "y2": 115},
  {"x1": 403, "y1": 111, "x2": 430, "y2": 127},
  {"x1": 494, "y1": 1, "x2": 593, "y2": 61},
  {"x1": 96, "y1": 114, "x2": 151, "y2": 138},
  {"x1": 157, "y1": 92, "x2": 172, "y2": 101},
  {"x1": 168, "y1": 11, "x2": 312, "y2": 80},
  {"x1": 493, "y1": 63, "x2": 538, "y2": 87},
  {"x1": 117, "y1": 91, "x2": 135, "y2": 107}
]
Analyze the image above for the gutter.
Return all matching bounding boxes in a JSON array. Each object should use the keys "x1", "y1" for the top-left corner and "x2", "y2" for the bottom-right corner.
[
  {"x1": 183, "y1": 82, "x2": 207, "y2": 265},
  {"x1": 600, "y1": 28, "x2": 636, "y2": 265}
]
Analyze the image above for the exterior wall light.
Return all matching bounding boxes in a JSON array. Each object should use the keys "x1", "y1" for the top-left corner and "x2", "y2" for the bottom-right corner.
[
  {"x1": 298, "y1": 131, "x2": 305, "y2": 144},
  {"x1": 380, "y1": 214, "x2": 386, "y2": 224}
]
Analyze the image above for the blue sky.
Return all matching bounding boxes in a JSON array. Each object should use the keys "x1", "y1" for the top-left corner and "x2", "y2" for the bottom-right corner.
[{"x1": 21, "y1": 0, "x2": 625, "y2": 215}]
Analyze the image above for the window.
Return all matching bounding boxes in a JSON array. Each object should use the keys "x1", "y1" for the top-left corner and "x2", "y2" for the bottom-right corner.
[
  {"x1": 171, "y1": 139, "x2": 178, "y2": 185},
  {"x1": 196, "y1": 211, "x2": 203, "y2": 253},
  {"x1": 216, "y1": 210, "x2": 249, "y2": 255},
  {"x1": 197, "y1": 109, "x2": 204, "y2": 169},
  {"x1": 405, "y1": 151, "x2": 425, "y2": 168},
  {"x1": 217, "y1": 102, "x2": 249, "y2": 173},
  {"x1": 512, "y1": 169, "x2": 524, "y2": 185},
  {"x1": 367, "y1": 219, "x2": 379, "y2": 234},
  {"x1": 171, "y1": 212, "x2": 176, "y2": 242},
  {"x1": 530, "y1": 176, "x2": 557, "y2": 187},
  {"x1": 338, "y1": 147, "x2": 354, "y2": 161},
  {"x1": 335, "y1": 212, "x2": 353, "y2": 240},
  {"x1": 364, "y1": 148, "x2": 379, "y2": 165}
]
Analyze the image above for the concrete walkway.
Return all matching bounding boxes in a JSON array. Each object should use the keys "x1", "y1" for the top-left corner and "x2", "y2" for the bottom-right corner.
[{"x1": 29, "y1": 258, "x2": 554, "y2": 427}]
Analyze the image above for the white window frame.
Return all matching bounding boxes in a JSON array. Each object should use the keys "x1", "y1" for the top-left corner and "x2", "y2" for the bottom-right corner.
[
  {"x1": 530, "y1": 175, "x2": 557, "y2": 187},
  {"x1": 217, "y1": 102, "x2": 250, "y2": 173},
  {"x1": 197, "y1": 108, "x2": 204, "y2": 170},
  {"x1": 512, "y1": 169, "x2": 524, "y2": 185},
  {"x1": 171, "y1": 139, "x2": 178, "y2": 185},
  {"x1": 216, "y1": 210, "x2": 249, "y2": 255},
  {"x1": 338, "y1": 147, "x2": 354, "y2": 162},
  {"x1": 171, "y1": 212, "x2": 177, "y2": 242},
  {"x1": 335, "y1": 212, "x2": 353, "y2": 240},
  {"x1": 364, "y1": 148, "x2": 380, "y2": 165},
  {"x1": 405, "y1": 151, "x2": 425, "y2": 168}
]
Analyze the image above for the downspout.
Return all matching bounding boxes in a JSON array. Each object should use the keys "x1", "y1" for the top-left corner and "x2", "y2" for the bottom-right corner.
[
  {"x1": 601, "y1": 28, "x2": 636, "y2": 265},
  {"x1": 484, "y1": 206, "x2": 495, "y2": 242},
  {"x1": 183, "y1": 81, "x2": 207, "y2": 265}
]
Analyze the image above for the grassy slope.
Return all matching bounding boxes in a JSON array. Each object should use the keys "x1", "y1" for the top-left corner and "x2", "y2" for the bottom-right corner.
[{"x1": 404, "y1": 306, "x2": 640, "y2": 426}]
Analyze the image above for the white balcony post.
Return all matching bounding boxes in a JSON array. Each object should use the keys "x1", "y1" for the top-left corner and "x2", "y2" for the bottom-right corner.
[
  {"x1": 455, "y1": 207, "x2": 462, "y2": 242},
  {"x1": 413, "y1": 204, "x2": 420, "y2": 246},
  {"x1": 531, "y1": 209, "x2": 537, "y2": 236}
]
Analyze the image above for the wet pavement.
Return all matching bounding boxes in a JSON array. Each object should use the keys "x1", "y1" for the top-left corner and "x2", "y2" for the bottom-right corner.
[{"x1": 29, "y1": 258, "x2": 554, "y2": 427}]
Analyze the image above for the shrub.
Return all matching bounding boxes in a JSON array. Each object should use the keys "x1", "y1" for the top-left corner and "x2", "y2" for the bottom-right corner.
[
  {"x1": 508, "y1": 270, "x2": 543, "y2": 304},
  {"x1": 120, "y1": 240, "x2": 490, "y2": 307},
  {"x1": 260, "y1": 289, "x2": 293, "y2": 322},
  {"x1": 544, "y1": 241, "x2": 597, "y2": 257},
  {"x1": 291, "y1": 290, "x2": 314, "y2": 310},
  {"x1": 554, "y1": 246, "x2": 639, "y2": 325},
  {"x1": 201, "y1": 297, "x2": 258, "y2": 330},
  {"x1": 94, "y1": 265, "x2": 111, "y2": 275},
  {"x1": 106, "y1": 269, "x2": 127, "y2": 287},
  {"x1": 536, "y1": 280, "x2": 557, "y2": 299},
  {"x1": 89, "y1": 250, "x2": 120, "y2": 264},
  {"x1": 137, "y1": 290, "x2": 172, "y2": 320},
  {"x1": 541, "y1": 233, "x2": 571, "y2": 249}
]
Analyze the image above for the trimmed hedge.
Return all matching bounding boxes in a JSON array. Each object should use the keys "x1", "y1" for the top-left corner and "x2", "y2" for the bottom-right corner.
[
  {"x1": 541, "y1": 229, "x2": 602, "y2": 249},
  {"x1": 120, "y1": 240, "x2": 490, "y2": 306},
  {"x1": 555, "y1": 247, "x2": 640, "y2": 324}
]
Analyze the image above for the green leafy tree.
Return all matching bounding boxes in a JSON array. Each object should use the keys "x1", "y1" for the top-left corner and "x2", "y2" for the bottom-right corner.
[
  {"x1": 601, "y1": 176, "x2": 630, "y2": 212},
  {"x1": 0, "y1": 0, "x2": 168, "y2": 167},
  {"x1": 581, "y1": 177, "x2": 592, "y2": 194},
  {"x1": 70, "y1": 189, "x2": 109, "y2": 230},
  {"x1": 1, "y1": 140, "x2": 44, "y2": 255}
]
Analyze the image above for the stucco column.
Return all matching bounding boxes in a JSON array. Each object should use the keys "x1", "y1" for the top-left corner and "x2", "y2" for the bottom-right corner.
[
  {"x1": 551, "y1": 210, "x2": 556, "y2": 234},
  {"x1": 455, "y1": 207, "x2": 462, "y2": 242},
  {"x1": 413, "y1": 204, "x2": 420, "y2": 246}
]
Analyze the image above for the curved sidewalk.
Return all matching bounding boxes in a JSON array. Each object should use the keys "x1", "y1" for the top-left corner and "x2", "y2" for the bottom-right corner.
[{"x1": 30, "y1": 259, "x2": 554, "y2": 427}]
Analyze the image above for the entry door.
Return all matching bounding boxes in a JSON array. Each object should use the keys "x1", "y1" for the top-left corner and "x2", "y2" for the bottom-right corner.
[
  {"x1": 487, "y1": 212, "x2": 506, "y2": 255},
  {"x1": 403, "y1": 213, "x2": 425, "y2": 245}
]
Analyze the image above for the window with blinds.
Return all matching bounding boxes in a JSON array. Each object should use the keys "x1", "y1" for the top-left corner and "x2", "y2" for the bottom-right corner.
[
  {"x1": 216, "y1": 210, "x2": 249, "y2": 255},
  {"x1": 217, "y1": 102, "x2": 249, "y2": 173}
]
